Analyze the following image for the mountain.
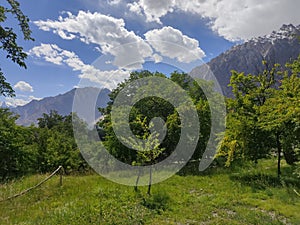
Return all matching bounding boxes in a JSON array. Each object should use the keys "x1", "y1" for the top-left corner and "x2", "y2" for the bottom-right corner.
[
  {"x1": 190, "y1": 24, "x2": 300, "y2": 96},
  {"x1": 11, "y1": 87, "x2": 111, "y2": 126}
]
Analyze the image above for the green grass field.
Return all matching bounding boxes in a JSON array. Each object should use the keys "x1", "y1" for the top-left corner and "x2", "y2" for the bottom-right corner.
[{"x1": 0, "y1": 160, "x2": 299, "y2": 225}]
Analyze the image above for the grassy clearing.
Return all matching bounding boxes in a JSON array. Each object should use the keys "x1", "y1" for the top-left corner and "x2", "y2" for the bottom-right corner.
[{"x1": 0, "y1": 159, "x2": 299, "y2": 225}]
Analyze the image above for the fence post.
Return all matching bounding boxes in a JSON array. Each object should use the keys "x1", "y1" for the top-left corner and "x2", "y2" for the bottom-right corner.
[{"x1": 59, "y1": 166, "x2": 64, "y2": 187}]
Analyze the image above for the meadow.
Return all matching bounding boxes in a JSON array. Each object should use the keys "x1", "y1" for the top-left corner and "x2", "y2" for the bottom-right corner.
[{"x1": 0, "y1": 159, "x2": 299, "y2": 225}]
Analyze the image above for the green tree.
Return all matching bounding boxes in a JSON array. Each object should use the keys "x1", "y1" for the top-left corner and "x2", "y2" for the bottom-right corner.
[
  {"x1": 121, "y1": 116, "x2": 165, "y2": 195},
  {"x1": 99, "y1": 71, "x2": 171, "y2": 165},
  {"x1": 217, "y1": 62, "x2": 281, "y2": 166},
  {"x1": 99, "y1": 70, "x2": 217, "y2": 175},
  {"x1": 36, "y1": 111, "x2": 87, "y2": 173},
  {"x1": 0, "y1": 0, "x2": 34, "y2": 97},
  {"x1": 0, "y1": 108, "x2": 26, "y2": 180},
  {"x1": 218, "y1": 58, "x2": 300, "y2": 178},
  {"x1": 259, "y1": 56, "x2": 300, "y2": 177}
]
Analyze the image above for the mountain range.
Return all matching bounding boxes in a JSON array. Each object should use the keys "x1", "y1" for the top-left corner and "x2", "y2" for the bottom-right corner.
[
  {"x1": 10, "y1": 87, "x2": 110, "y2": 126},
  {"x1": 1, "y1": 24, "x2": 299, "y2": 126},
  {"x1": 190, "y1": 24, "x2": 300, "y2": 96}
]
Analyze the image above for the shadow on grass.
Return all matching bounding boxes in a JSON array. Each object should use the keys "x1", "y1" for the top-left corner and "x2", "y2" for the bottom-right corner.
[
  {"x1": 177, "y1": 160, "x2": 248, "y2": 177},
  {"x1": 229, "y1": 173, "x2": 300, "y2": 190}
]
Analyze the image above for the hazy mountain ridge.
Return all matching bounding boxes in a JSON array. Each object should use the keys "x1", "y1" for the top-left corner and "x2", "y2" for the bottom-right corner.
[
  {"x1": 10, "y1": 87, "x2": 111, "y2": 126},
  {"x1": 190, "y1": 24, "x2": 300, "y2": 96}
]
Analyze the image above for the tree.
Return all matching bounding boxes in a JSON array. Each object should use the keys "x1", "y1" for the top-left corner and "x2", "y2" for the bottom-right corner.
[
  {"x1": 259, "y1": 56, "x2": 300, "y2": 177},
  {"x1": 217, "y1": 57, "x2": 300, "y2": 178},
  {"x1": 0, "y1": 108, "x2": 25, "y2": 180},
  {"x1": 0, "y1": 0, "x2": 34, "y2": 97},
  {"x1": 217, "y1": 62, "x2": 281, "y2": 166},
  {"x1": 121, "y1": 116, "x2": 165, "y2": 195},
  {"x1": 99, "y1": 71, "x2": 171, "y2": 166},
  {"x1": 38, "y1": 110, "x2": 64, "y2": 129},
  {"x1": 99, "y1": 70, "x2": 218, "y2": 178},
  {"x1": 35, "y1": 111, "x2": 88, "y2": 173}
]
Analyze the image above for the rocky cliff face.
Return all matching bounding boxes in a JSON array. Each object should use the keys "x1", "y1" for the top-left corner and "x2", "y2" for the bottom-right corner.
[
  {"x1": 190, "y1": 24, "x2": 300, "y2": 96},
  {"x1": 11, "y1": 87, "x2": 110, "y2": 126}
]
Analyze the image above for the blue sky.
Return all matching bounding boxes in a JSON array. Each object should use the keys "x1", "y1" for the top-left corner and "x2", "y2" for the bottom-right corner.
[{"x1": 1, "y1": 0, "x2": 299, "y2": 107}]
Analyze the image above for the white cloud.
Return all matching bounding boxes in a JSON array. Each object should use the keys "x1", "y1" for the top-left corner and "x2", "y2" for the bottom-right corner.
[
  {"x1": 34, "y1": 11, "x2": 153, "y2": 69},
  {"x1": 128, "y1": 0, "x2": 300, "y2": 41},
  {"x1": 29, "y1": 43, "x2": 65, "y2": 65},
  {"x1": 145, "y1": 26, "x2": 205, "y2": 63},
  {"x1": 127, "y1": 0, "x2": 175, "y2": 24},
  {"x1": 4, "y1": 98, "x2": 30, "y2": 107},
  {"x1": 152, "y1": 53, "x2": 163, "y2": 63},
  {"x1": 14, "y1": 81, "x2": 34, "y2": 92},
  {"x1": 29, "y1": 44, "x2": 130, "y2": 89},
  {"x1": 29, "y1": 95, "x2": 42, "y2": 101},
  {"x1": 107, "y1": 0, "x2": 122, "y2": 6},
  {"x1": 34, "y1": 11, "x2": 207, "y2": 67},
  {"x1": 3, "y1": 94, "x2": 42, "y2": 107},
  {"x1": 127, "y1": 2, "x2": 142, "y2": 15}
]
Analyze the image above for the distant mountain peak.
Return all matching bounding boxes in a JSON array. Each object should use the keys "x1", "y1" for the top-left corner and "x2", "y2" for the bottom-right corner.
[
  {"x1": 190, "y1": 24, "x2": 300, "y2": 97},
  {"x1": 251, "y1": 24, "x2": 300, "y2": 44},
  {"x1": 11, "y1": 87, "x2": 111, "y2": 126}
]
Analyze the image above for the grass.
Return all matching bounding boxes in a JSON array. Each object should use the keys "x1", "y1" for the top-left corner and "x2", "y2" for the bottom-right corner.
[{"x1": 0, "y1": 159, "x2": 299, "y2": 225}]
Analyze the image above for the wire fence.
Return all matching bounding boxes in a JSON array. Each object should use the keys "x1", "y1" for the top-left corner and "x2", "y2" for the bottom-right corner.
[{"x1": 0, "y1": 166, "x2": 64, "y2": 203}]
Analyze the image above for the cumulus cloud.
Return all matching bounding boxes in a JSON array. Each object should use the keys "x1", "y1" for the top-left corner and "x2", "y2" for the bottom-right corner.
[
  {"x1": 34, "y1": 11, "x2": 153, "y2": 69},
  {"x1": 14, "y1": 81, "x2": 34, "y2": 92},
  {"x1": 29, "y1": 44, "x2": 65, "y2": 65},
  {"x1": 34, "y1": 11, "x2": 207, "y2": 67},
  {"x1": 145, "y1": 26, "x2": 205, "y2": 63},
  {"x1": 127, "y1": 0, "x2": 175, "y2": 24},
  {"x1": 128, "y1": 0, "x2": 300, "y2": 41},
  {"x1": 29, "y1": 44, "x2": 130, "y2": 89}
]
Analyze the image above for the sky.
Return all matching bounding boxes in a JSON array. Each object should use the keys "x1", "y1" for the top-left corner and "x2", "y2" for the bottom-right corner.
[{"x1": 1, "y1": 0, "x2": 300, "y2": 107}]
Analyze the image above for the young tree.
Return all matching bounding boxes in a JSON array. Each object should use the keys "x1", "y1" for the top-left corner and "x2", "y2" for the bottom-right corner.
[{"x1": 121, "y1": 116, "x2": 165, "y2": 195}]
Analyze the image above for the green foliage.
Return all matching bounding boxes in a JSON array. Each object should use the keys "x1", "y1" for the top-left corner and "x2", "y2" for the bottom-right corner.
[
  {"x1": 100, "y1": 70, "x2": 215, "y2": 168},
  {"x1": 0, "y1": 0, "x2": 34, "y2": 97},
  {"x1": 35, "y1": 111, "x2": 88, "y2": 173},
  {"x1": 0, "y1": 108, "x2": 22, "y2": 180},
  {"x1": 122, "y1": 116, "x2": 165, "y2": 166},
  {"x1": 217, "y1": 64, "x2": 280, "y2": 165},
  {"x1": 218, "y1": 56, "x2": 300, "y2": 179},
  {"x1": 0, "y1": 109, "x2": 90, "y2": 180},
  {"x1": 259, "y1": 56, "x2": 300, "y2": 171},
  {"x1": 0, "y1": 69, "x2": 14, "y2": 97}
]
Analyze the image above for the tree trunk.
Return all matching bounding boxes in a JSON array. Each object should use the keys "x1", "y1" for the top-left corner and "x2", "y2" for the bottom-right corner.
[
  {"x1": 147, "y1": 166, "x2": 152, "y2": 195},
  {"x1": 135, "y1": 168, "x2": 142, "y2": 192},
  {"x1": 276, "y1": 132, "x2": 282, "y2": 178}
]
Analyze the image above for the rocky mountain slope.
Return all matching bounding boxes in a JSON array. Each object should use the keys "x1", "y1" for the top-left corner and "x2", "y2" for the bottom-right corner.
[{"x1": 190, "y1": 24, "x2": 300, "y2": 96}]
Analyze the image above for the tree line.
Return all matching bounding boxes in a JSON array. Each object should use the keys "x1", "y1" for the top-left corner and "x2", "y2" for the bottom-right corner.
[{"x1": 0, "y1": 110, "x2": 89, "y2": 181}]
